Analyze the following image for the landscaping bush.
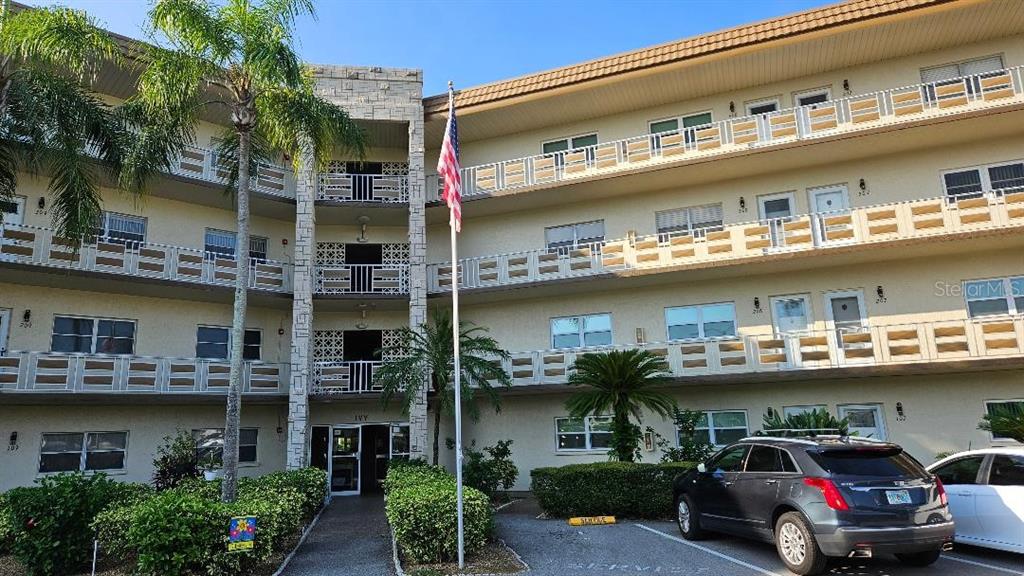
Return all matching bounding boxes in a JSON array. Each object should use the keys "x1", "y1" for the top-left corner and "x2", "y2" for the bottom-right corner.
[
  {"x1": 152, "y1": 430, "x2": 202, "y2": 490},
  {"x1": 384, "y1": 462, "x2": 493, "y2": 563},
  {"x1": 126, "y1": 489, "x2": 229, "y2": 576},
  {"x1": 0, "y1": 491, "x2": 12, "y2": 555},
  {"x1": 461, "y1": 440, "x2": 518, "y2": 500},
  {"x1": 239, "y1": 467, "x2": 327, "y2": 521},
  {"x1": 5, "y1": 473, "x2": 145, "y2": 576},
  {"x1": 530, "y1": 461, "x2": 694, "y2": 519}
]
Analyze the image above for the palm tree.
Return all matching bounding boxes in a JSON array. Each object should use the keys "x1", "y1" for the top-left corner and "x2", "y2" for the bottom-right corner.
[
  {"x1": 762, "y1": 408, "x2": 850, "y2": 436},
  {"x1": 565, "y1": 349, "x2": 677, "y2": 462},
  {"x1": 0, "y1": 2, "x2": 125, "y2": 240},
  {"x1": 979, "y1": 404, "x2": 1024, "y2": 443},
  {"x1": 375, "y1": 312, "x2": 512, "y2": 466},
  {"x1": 135, "y1": 0, "x2": 365, "y2": 502}
]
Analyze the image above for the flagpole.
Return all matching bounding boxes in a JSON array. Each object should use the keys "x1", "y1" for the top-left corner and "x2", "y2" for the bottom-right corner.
[{"x1": 447, "y1": 81, "x2": 466, "y2": 570}]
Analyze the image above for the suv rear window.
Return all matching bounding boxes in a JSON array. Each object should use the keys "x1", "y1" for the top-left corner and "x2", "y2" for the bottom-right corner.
[{"x1": 809, "y1": 448, "x2": 926, "y2": 477}]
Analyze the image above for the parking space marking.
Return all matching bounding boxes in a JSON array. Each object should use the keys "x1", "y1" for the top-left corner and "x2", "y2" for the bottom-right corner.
[
  {"x1": 634, "y1": 524, "x2": 786, "y2": 576},
  {"x1": 942, "y1": 554, "x2": 1024, "y2": 575}
]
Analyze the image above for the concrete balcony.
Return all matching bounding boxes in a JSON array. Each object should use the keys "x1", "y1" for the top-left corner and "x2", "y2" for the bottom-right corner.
[
  {"x1": 0, "y1": 223, "x2": 292, "y2": 293},
  {"x1": 428, "y1": 66, "x2": 1024, "y2": 202},
  {"x1": 168, "y1": 144, "x2": 294, "y2": 200},
  {"x1": 428, "y1": 190, "x2": 1024, "y2": 293},
  {"x1": 501, "y1": 316, "x2": 1024, "y2": 389},
  {"x1": 314, "y1": 264, "x2": 409, "y2": 296},
  {"x1": 317, "y1": 173, "x2": 409, "y2": 204},
  {"x1": 0, "y1": 351, "x2": 288, "y2": 396},
  {"x1": 310, "y1": 360, "x2": 382, "y2": 395}
]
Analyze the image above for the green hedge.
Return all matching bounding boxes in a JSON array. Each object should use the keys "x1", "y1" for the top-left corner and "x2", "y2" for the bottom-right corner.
[
  {"x1": 384, "y1": 461, "x2": 493, "y2": 564},
  {"x1": 0, "y1": 491, "x2": 12, "y2": 554},
  {"x1": 530, "y1": 462, "x2": 694, "y2": 519}
]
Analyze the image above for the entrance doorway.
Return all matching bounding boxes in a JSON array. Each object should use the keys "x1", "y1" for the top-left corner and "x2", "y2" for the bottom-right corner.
[
  {"x1": 0, "y1": 308, "x2": 10, "y2": 354},
  {"x1": 311, "y1": 423, "x2": 411, "y2": 496},
  {"x1": 809, "y1": 185, "x2": 851, "y2": 245},
  {"x1": 770, "y1": 294, "x2": 812, "y2": 367},
  {"x1": 838, "y1": 404, "x2": 887, "y2": 439},
  {"x1": 346, "y1": 161, "x2": 383, "y2": 202},
  {"x1": 824, "y1": 290, "x2": 870, "y2": 364},
  {"x1": 343, "y1": 330, "x2": 382, "y2": 392},
  {"x1": 758, "y1": 192, "x2": 796, "y2": 248},
  {"x1": 345, "y1": 244, "x2": 383, "y2": 292}
]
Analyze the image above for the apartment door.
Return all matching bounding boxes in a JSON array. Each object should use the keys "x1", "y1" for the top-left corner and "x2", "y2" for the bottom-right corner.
[
  {"x1": 838, "y1": 404, "x2": 887, "y2": 440},
  {"x1": 825, "y1": 290, "x2": 869, "y2": 364},
  {"x1": 345, "y1": 244, "x2": 383, "y2": 292},
  {"x1": 758, "y1": 192, "x2": 796, "y2": 248},
  {"x1": 1, "y1": 196, "x2": 25, "y2": 257},
  {"x1": 809, "y1": 185, "x2": 850, "y2": 245},
  {"x1": 346, "y1": 161, "x2": 383, "y2": 201},
  {"x1": 343, "y1": 330, "x2": 382, "y2": 392},
  {"x1": 770, "y1": 294, "x2": 813, "y2": 367},
  {"x1": 361, "y1": 424, "x2": 390, "y2": 494},
  {"x1": 747, "y1": 99, "x2": 779, "y2": 142},
  {"x1": 330, "y1": 425, "x2": 361, "y2": 495},
  {"x1": 0, "y1": 308, "x2": 10, "y2": 354}
]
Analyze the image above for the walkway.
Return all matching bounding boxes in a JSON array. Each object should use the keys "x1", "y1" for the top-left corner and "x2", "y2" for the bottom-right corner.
[{"x1": 279, "y1": 495, "x2": 394, "y2": 576}]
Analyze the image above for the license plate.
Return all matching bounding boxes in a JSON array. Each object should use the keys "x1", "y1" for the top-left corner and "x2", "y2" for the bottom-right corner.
[{"x1": 886, "y1": 489, "x2": 912, "y2": 505}]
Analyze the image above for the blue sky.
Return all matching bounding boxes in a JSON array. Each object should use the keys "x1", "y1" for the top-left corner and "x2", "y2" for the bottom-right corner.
[{"x1": 29, "y1": 0, "x2": 832, "y2": 96}]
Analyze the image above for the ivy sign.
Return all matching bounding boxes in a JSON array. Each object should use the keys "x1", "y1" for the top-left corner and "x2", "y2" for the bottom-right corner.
[{"x1": 228, "y1": 516, "x2": 256, "y2": 552}]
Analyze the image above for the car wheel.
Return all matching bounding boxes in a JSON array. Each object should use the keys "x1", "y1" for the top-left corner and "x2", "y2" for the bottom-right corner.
[
  {"x1": 676, "y1": 494, "x2": 704, "y2": 540},
  {"x1": 895, "y1": 549, "x2": 942, "y2": 567},
  {"x1": 774, "y1": 512, "x2": 827, "y2": 576}
]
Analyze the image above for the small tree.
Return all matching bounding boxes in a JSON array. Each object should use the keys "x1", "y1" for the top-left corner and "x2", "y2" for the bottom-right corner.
[
  {"x1": 652, "y1": 408, "x2": 715, "y2": 463},
  {"x1": 762, "y1": 408, "x2": 850, "y2": 436},
  {"x1": 979, "y1": 404, "x2": 1024, "y2": 443},
  {"x1": 565, "y1": 349, "x2": 677, "y2": 462},
  {"x1": 152, "y1": 430, "x2": 201, "y2": 490}
]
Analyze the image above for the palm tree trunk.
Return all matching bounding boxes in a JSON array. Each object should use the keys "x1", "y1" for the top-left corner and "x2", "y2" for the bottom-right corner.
[
  {"x1": 613, "y1": 411, "x2": 633, "y2": 462},
  {"x1": 432, "y1": 398, "x2": 441, "y2": 466},
  {"x1": 221, "y1": 123, "x2": 253, "y2": 503}
]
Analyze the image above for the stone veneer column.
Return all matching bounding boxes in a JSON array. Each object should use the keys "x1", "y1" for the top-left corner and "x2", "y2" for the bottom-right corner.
[
  {"x1": 407, "y1": 106, "x2": 429, "y2": 461},
  {"x1": 286, "y1": 140, "x2": 316, "y2": 470}
]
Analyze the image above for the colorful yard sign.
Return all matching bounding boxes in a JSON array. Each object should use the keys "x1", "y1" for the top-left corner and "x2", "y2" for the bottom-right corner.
[{"x1": 228, "y1": 516, "x2": 257, "y2": 552}]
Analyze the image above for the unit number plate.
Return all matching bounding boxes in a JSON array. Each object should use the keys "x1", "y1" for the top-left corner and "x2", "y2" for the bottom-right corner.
[{"x1": 886, "y1": 489, "x2": 912, "y2": 505}]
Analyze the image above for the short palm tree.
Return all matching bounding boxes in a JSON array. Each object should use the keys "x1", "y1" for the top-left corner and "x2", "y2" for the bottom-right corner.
[
  {"x1": 135, "y1": 0, "x2": 365, "y2": 502},
  {"x1": 0, "y1": 2, "x2": 125, "y2": 240},
  {"x1": 375, "y1": 312, "x2": 512, "y2": 466},
  {"x1": 979, "y1": 404, "x2": 1024, "y2": 443},
  {"x1": 565, "y1": 349, "x2": 677, "y2": 462}
]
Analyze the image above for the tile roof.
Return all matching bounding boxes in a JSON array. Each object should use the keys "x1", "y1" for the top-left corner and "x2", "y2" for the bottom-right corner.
[{"x1": 423, "y1": 0, "x2": 958, "y2": 115}]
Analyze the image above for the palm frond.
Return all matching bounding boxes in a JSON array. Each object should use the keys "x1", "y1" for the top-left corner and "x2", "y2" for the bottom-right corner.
[
  {"x1": 979, "y1": 405, "x2": 1024, "y2": 443},
  {"x1": 565, "y1": 349, "x2": 677, "y2": 420},
  {"x1": 0, "y1": 6, "x2": 120, "y2": 81},
  {"x1": 150, "y1": 0, "x2": 235, "y2": 64}
]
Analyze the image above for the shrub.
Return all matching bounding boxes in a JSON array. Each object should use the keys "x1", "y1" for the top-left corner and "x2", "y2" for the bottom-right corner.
[
  {"x1": 654, "y1": 409, "x2": 715, "y2": 463},
  {"x1": 384, "y1": 463, "x2": 493, "y2": 563},
  {"x1": 152, "y1": 430, "x2": 202, "y2": 490},
  {"x1": 462, "y1": 440, "x2": 519, "y2": 500},
  {"x1": 6, "y1": 473, "x2": 132, "y2": 575},
  {"x1": 0, "y1": 492, "x2": 11, "y2": 555},
  {"x1": 239, "y1": 467, "x2": 327, "y2": 521},
  {"x1": 762, "y1": 408, "x2": 850, "y2": 436},
  {"x1": 530, "y1": 461, "x2": 694, "y2": 519},
  {"x1": 127, "y1": 490, "x2": 229, "y2": 576}
]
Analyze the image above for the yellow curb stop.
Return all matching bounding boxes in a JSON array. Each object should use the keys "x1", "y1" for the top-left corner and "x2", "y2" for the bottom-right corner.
[{"x1": 568, "y1": 516, "x2": 617, "y2": 526}]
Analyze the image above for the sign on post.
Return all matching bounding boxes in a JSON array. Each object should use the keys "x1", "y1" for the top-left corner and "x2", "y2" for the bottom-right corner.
[{"x1": 228, "y1": 516, "x2": 257, "y2": 552}]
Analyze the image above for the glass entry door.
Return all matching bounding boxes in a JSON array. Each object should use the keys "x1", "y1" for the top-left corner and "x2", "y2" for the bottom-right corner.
[
  {"x1": 758, "y1": 192, "x2": 795, "y2": 248},
  {"x1": 331, "y1": 426, "x2": 361, "y2": 495},
  {"x1": 838, "y1": 404, "x2": 887, "y2": 439},
  {"x1": 770, "y1": 295, "x2": 812, "y2": 367}
]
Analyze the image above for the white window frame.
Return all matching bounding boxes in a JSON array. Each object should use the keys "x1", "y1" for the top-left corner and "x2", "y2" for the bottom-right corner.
[
  {"x1": 984, "y1": 400, "x2": 1024, "y2": 443},
  {"x1": 204, "y1": 229, "x2": 269, "y2": 262},
  {"x1": 95, "y1": 211, "x2": 147, "y2": 245},
  {"x1": 921, "y1": 54, "x2": 1005, "y2": 97},
  {"x1": 38, "y1": 431, "x2": 128, "y2": 474},
  {"x1": 793, "y1": 87, "x2": 832, "y2": 108},
  {"x1": 665, "y1": 302, "x2": 737, "y2": 341},
  {"x1": 554, "y1": 416, "x2": 613, "y2": 452},
  {"x1": 541, "y1": 132, "x2": 598, "y2": 155},
  {"x1": 544, "y1": 220, "x2": 605, "y2": 253},
  {"x1": 195, "y1": 325, "x2": 263, "y2": 361},
  {"x1": 550, "y1": 313, "x2": 612, "y2": 349},
  {"x1": 745, "y1": 97, "x2": 781, "y2": 116},
  {"x1": 1, "y1": 194, "x2": 26, "y2": 225},
  {"x1": 648, "y1": 110, "x2": 714, "y2": 134},
  {"x1": 963, "y1": 276, "x2": 1024, "y2": 318},
  {"x1": 940, "y1": 159, "x2": 1024, "y2": 199},
  {"x1": 192, "y1": 427, "x2": 259, "y2": 465},
  {"x1": 680, "y1": 410, "x2": 749, "y2": 447},
  {"x1": 50, "y1": 315, "x2": 137, "y2": 355},
  {"x1": 655, "y1": 203, "x2": 724, "y2": 241}
]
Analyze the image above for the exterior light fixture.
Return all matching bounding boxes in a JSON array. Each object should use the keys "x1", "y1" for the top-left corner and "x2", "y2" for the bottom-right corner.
[
  {"x1": 21, "y1": 309, "x2": 31, "y2": 324},
  {"x1": 36, "y1": 197, "x2": 45, "y2": 211},
  {"x1": 876, "y1": 285, "x2": 886, "y2": 303},
  {"x1": 739, "y1": 196, "x2": 747, "y2": 212},
  {"x1": 729, "y1": 101, "x2": 736, "y2": 116},
  {"x1": 8, "y1": 431, "x2": 17, "y2": 451},
  {"x1": 843, "y1": 79, "x2": 851, "y2": 94},
  {"x1": 859, "y1": 178, "x2": 868, "y2": 195},
  {"x1": 896, "y1": 402, "x2": 906, "y2": 421},
  {"x1": 753, "y1": 297, "x2": 762, "y2": 313},
  {"x1": 356, "y1": 215, "x2": 370, "y2": 243}
]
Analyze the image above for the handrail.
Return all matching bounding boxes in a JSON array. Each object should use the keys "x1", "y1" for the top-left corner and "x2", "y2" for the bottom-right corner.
[
  {"x1": 317, "y1": 172, "x2": 410, "y2": 203},
  {"x1": 0, "y1": 221, "x2": 292, "y2": 292},
  {"x1": 427, "y1": 66, "x2": 1024, "y2": 201},
  {"x1": 311, "y1": 360, "x2": 383, "y2": 394},
  {"x1": 168, "y1": 144, "x2": 294, "y2": 199},
  {"x1": 314, "y1": 263, "x2": 410, "y2": 294},
  {"x1": 427, "y1": 188, "x2": 1024, "y2": 292}
]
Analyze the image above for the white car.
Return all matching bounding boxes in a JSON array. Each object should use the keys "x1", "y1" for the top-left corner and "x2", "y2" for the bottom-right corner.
[{"x1": 927, "y1": 447, "x2": 1024, "y2": 553}]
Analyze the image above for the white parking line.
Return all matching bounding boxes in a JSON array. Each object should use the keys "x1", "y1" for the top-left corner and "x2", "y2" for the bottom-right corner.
[
  {"x1": 942, "y1": 554, "x2": 1024, "y2": 575},
  {"x1": 634, "y1": 524, "x2": 786, "y2": 576}
]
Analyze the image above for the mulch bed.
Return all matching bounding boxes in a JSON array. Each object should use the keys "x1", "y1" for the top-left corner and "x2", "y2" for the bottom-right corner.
[{"x1": 402, "y1": 541, "x2": 527, "y2": 576}]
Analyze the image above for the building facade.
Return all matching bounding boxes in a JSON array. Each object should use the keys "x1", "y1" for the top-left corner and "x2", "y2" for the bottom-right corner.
[{"x1": 2, "y1": 0, "x2": 1023, "y2": 492}]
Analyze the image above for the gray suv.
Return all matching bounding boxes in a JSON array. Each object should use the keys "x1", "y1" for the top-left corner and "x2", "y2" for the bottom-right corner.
[{"x1": 672, "y1": 436, "x2": 953, "y2": 575}]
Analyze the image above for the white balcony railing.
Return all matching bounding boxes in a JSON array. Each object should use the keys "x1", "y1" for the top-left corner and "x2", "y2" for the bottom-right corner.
[
  {"x1": 428, "y1": 66, "x2": 1024, "y2": 201},
  {"x1": 315, "y1": 264, "x2": 409, "y2": 295},
  {"x1": 428, "y1": 190, "x2": 1024, "y2": 292},
  {"x1": 311, "y1": 360, "x2": 382, "y2": 395},
  {"x1": 0, "y1": 222, "x2": 292, "y2": 293},
  {"x1": 166, "y1": 144, "x2": 295, "y2": 199},
  {"x1": 0, "y1": 351, "x2": 288, "y2": 394},
  {"x1": 501, "y1": 316, "x2": 1024, "y2": 387},
  {"x1": 317, "y1": 173, "x2": 409, "y2": 203}
]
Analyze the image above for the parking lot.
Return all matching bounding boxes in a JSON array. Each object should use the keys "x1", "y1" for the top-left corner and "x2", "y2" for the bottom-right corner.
[{"x1": 496, "y1": 499, "x2": 1024, "y2": 576}]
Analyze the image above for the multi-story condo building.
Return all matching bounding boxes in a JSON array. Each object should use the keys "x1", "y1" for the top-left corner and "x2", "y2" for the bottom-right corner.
[{"x1": 2, "y1": 0, "x2": 1023, "y2": 493}]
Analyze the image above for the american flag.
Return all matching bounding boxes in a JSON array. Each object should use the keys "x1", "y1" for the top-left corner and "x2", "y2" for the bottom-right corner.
[{"x1": 437, "y1": 87, "x2": 462, "y2": 232}]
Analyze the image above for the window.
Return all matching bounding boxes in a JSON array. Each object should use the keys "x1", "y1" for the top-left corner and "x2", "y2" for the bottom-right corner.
[
  {"x1": 542, "y1": 133, "x2": 597, "y2": 155},
  {"x1": 989, "y1": 455, "x2": 1024, "y2": 486},
  {"x1": 963, "y1": 276, "x2": 1024, "y2": 317},
  {"x1": 809, "y1": 447, "x2": 925, "y2": 477},
  {"x1": 390, "y1": 425, "x2": 411, "y2": 459},
  {"x1": 708, "y1": 445, "x2": 749, "y2": 472},
  {"x1": 38, "y1": 431, "x2": 127, "y2": 473},
  {"x1": 204, "y1": 229, "x2": 269, "y2": 261},
  {"x1": 555, "y1": 416, "x2": 612, "y2": 451},
  {"x1": 193, "y1": 428, "x2": 258, "y2": 464},
  {"x1": 746, "y1": 98, "x2": 779, "y2": 115},
  {"x1": 744, "y1": 445, "x2": 798, "y2": 473},
  {"x1": 689, "y1": 410, "x2": 748, "y2": 446},
  {"x1": 655, "y1": 204, "x2": 723, "y2": 240},
  {"x1": 544, "y1": 220, "x2": 605, "y2": 253},
  {"x1": 985, "y1": 401, "x2": 1024, "y2": 441},
  {"x1": 94, "y1": 212, "x2": 146, "y2": 245},
  {"x1": 551, "y1": 313, "x2": 612, "y2": 349},
  {"x1": 794, "y1": 88, "x2": 831, "y2": 107},
  {"x1": 665, "y1": 302, "x2": 736, "y2": 340},
  {"x1": 649, "y1": 112, "x2": 713, "y2": 145},
  {"x1": 942, "y1": 160, "x2": 1024, "y2": 199},
  {"x1": 196, "y1": 326, "x2": 262, "y2": 360},
  {"x1": 921, "y1": 55, "x2": 1004, "y2": 99},
  {"x1": 933, "y1": 456, "x2": 984, "y2": 485},
  {"x1": 51, "y1": 316, "x2": 135, "y2": 355}
]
